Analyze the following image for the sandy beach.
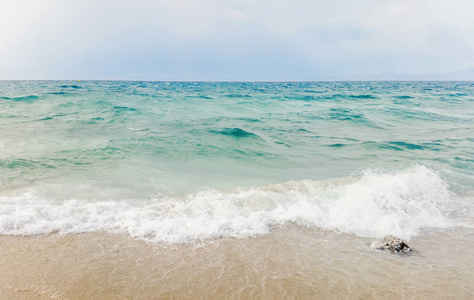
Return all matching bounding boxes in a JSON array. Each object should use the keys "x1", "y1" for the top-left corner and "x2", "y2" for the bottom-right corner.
[{"x1": 1, "y1": 225, "x2": 473, "y2": 299}]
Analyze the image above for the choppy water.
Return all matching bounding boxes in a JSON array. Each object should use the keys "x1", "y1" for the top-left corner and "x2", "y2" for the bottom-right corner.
[{"x1": 1, "y1": 81, "x2": 473, "y2": 243}]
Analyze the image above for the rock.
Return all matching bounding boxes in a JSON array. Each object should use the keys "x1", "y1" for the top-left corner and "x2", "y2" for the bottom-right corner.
[{"x1": 370, "y1": 236, "x2": 412, "y2": 252}]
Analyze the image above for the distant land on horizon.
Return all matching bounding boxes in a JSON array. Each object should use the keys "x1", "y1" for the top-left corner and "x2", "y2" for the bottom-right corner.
[{"x1": 324, "y1": 68, "x2": 474, "y2": 81}]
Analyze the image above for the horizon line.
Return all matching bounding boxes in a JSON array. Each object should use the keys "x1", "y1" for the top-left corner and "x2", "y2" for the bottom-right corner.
[{"x1": 2, "y1": 79, "x2": 474, "y2": 82}]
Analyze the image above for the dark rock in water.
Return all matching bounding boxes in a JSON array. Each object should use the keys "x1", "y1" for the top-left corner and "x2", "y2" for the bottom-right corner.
[{"x1": 370, "y1": 236, "x2": 412, "y2": 252}]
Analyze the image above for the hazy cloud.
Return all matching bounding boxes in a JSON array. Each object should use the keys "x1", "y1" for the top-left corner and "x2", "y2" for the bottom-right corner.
[{"x1": 1, "y1": 0, "x2": 473, "y2": 80}]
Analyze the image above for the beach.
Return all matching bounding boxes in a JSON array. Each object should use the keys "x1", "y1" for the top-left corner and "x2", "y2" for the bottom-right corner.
[{"x1": 2, "y1": 226, "x2": 474, "y2": 299}]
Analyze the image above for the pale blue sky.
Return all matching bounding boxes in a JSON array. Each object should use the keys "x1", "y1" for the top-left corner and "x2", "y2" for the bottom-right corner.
[{"x1": 1, "y1": 0, "x2": 473, "y2": 80}]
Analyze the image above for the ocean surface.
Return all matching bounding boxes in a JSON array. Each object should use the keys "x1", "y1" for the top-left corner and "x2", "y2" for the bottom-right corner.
[
  {"x1": 1, "y1": 80, "x2": 473, "y2": 243},
  {"x1": 2, "y1": 81, "x2": 474, "y2": 298}
]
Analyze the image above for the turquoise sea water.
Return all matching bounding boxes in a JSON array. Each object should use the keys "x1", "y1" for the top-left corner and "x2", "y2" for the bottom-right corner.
[{"x1": 1, "y1": 81, "x2": 473, "y2": 243}]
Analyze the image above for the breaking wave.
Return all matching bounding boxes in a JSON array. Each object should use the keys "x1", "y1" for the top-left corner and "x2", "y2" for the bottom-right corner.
[{"x1": 0, "y1": 166, "x2": 462, "y2": 244}]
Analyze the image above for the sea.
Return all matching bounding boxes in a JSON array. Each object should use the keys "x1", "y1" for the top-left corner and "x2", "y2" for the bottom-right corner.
[{"x1": 1, "y1": 81, "x2": 473, "y2": 298}]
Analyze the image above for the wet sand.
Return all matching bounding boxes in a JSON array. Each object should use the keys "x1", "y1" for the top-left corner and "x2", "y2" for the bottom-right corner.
[{"x1": 1, "y1": 225, "x2": 473, "y2": 299}]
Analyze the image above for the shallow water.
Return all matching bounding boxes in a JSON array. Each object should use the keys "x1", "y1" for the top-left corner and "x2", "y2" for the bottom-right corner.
[{"x1": 1, "y1": 227, "x2": 473, "y2": 299}]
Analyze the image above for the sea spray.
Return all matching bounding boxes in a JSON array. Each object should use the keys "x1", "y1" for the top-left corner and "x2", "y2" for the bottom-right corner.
[{"x1": 0, "y1": 166, "x2": 458, "y2": 243}]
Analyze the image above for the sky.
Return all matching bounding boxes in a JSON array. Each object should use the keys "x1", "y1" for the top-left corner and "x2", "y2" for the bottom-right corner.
[{"x1": 1, "y1": 0, "x2": 474, "y2": 80}]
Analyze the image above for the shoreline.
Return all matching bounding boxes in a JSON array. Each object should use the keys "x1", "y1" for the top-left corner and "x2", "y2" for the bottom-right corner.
[{"x1": 2, "y1": 226, "x2": 473, "y2": 299}]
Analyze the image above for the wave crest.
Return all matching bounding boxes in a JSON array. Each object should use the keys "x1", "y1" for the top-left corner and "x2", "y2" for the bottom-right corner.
[{"x1": 0, "y1": 166, "x2": 459, "y2": 243}]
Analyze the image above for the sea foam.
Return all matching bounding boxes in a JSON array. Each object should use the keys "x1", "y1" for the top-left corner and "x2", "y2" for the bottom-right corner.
[{"x1": 0, "y1": 166, "x2": 459, "y2": 243}]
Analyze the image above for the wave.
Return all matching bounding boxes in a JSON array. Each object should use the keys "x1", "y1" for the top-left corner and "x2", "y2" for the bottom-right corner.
[
  {"x1": 210, "y1": 128, "x2": 260, "y2": 138},
  {"x1": 45, "y1": 91, "x2": 71, "y2": 95},
  {"x1": 185, "y1": 95, "x2": 214, "y2": 99},
  {"x1": 393, "y1": 95, "x2": 414, "y2": 99},
  {"x1": 325, "y1": 108, "x2": 379, "y2": 127},
  {"x1": 303, "y1": 89, "x2": 326, "y2": 93},
  {"x1": 348, "y1": 94, "x2": 377, "y2": 99},
  {"x1": 225, "y1": 94, "x2": 252, "y2": 98},
  {"x1": 0, "y1": 95, "x2": 40, "y2": 101},
  {"x1": 0, "y1": 166, "x2": 462, "y2": 244},
  {"x1": 362, "y1": 141, "x2": 425, "y2": 151},
  {"x1": 59, "y1": 85, "x2": 82, "y2": 89}
]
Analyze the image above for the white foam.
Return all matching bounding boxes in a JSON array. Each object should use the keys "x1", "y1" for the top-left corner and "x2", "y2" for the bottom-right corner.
[{"x1": 0, "y1": 166, "x2": 462, "y2": 243}]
